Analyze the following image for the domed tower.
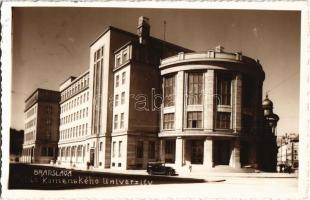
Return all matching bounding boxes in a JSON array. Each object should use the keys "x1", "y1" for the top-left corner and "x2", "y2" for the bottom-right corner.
[
  {"x1": 262, "y1": 94, "x2": 280, "y2": 134},
  {"x1": 259, "y1": 94, "x2": 279, "y2": 171}
]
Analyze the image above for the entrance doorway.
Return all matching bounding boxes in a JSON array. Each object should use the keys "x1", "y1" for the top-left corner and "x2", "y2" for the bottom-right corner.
[
  {"x1": 191, "y1": 140, "x2": 203, "y2": 164},
  {"x1": 89, "y1": 148, "x2": 95, "y2": 166},
  {"x1": 213, "y1": 140, "x2": 231, "y2": 165}
]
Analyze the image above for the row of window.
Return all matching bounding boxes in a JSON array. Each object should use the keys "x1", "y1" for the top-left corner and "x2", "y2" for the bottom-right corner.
[
  {"x1": 92, "y1": 46, "x2": 104, "y2": 136},
  {"x1": 111, "y1": 140, "x2": 156, "y2": 160},
  {"x1": 60, "y1": 123, "x2": 88, "y2": 140},
  {"x1": 115, "y1": 47, "x2": 129, "y2": 68},
  {"x1": 25, "y1": 106, "x2": 37, "y2": 119},
  {"x1": 59, "y1": 145, "x2": 85, "y2": 159},
  {"x1": 61, "y1": 74, "x2": 90, "y2": 101},
  {"x1": 163, "y1": 72, "x2": 232, "y2": 107},
  {"x1": 61, "y1": 92, "x2": 89, "y2": 113},
  {"x1": 24, "y1": 130, "x2": 35, "y2": 142},
  {"x1": 60, "y1": 107, "x2": 89, "y2": 125},
  {"x1": 115, "y1": 72, "x2": 126, "y2": 87},
  {"x1": 115, "y1": 92, "x2": 125, "y2": 107},
  {"x1": 163, "y1": 111, "x2": 231, "y2": 130},
  {"x1": 114, "y1": 113, "x2": 125, "y2": 130},
  {"x1": 25, "y1": 118, "x2": 36, "y2": 129}
]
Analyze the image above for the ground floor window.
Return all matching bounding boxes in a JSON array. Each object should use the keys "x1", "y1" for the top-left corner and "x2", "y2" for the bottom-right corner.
[{"x1": 118, "y1": 141, "x2": 122, "y2": 157}]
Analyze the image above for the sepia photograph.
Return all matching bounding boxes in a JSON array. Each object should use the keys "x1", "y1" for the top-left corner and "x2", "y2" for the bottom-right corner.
[{"x1": 1, "y1": 1, "x2": 309, "y2": 199}]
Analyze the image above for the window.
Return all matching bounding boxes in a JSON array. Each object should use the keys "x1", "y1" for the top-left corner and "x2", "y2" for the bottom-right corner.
[
  {"x1": 122, "y1": 72, "x2": 126, "y2": 84},
  {"x1": 121, "y1": 92, "x2": 125, "y2": 104},
  {"x1": 216, "y1": 74, "x2": 231, "y2": 105},
  {"x1": 163, "y1": 113, "x2": 174, "y2": 130},
  {"x1": 188, "y1": 73, "x2": 203, "y2": 105},
  {"x1": 112, "y1": 141, "x2": 116, "y2": 157},
  {"x1": 118, "y1": 141, "x2": 122, "y2": 157},
  {"x1": 116, "y1": 75, "x2": 119, "y2": 87},
  {"x1": 114, "y1": 115, "x2": 118, "y2": 129},
  {"x1": 120, "y1": 113, "x2": 124, "y2": 129},
  {"x1": 123, "y1": 52, "x2": 128, "y2": 62},
  {"x1": 117, "y1": 57, "x2": 121, "y2": 66},
  {"x1": 216, "y1": 112, "x2": 231, "y2": 129},
  {"x1": 165, "y1": 140, "x2": 175, "y2": 154},
  {"x1": 148, "y1": 141, "x2": 156, "y2": 159},
  {"x1": 164, "y1": 75, "x2": 175, "y2": 107},
  {"x1": 187, "y1": 111, "x2": 202, "y2": 128},
  {"x1": 100, "y1": 142, "x2": 103, "y2": 151},
  {"x1": 136, "y1": 141, "x2": 144, "y2": 158},
  {"x1": 115, "y1": 95, "x2": 119, "y2": 107}
]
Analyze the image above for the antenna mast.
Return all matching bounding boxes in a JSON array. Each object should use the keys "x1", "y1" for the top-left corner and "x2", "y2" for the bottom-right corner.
[{"x1": 163, "y1": 20, "x2": 167, "y2": 41}]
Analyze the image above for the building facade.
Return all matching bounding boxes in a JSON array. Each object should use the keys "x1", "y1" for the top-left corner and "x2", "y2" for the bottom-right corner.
[
  {"x1": 158, "y1": 46, "x2": 265, "y2": 170},
  {"x1": 21, "y1": 89, "x2": 60, "y2": 163},
  {"x1": 277, "y1": 133, "x2": 299, "y2": 171},
  {"x1": 57, "y1": 72, "x2": 91, "y2": 167}
]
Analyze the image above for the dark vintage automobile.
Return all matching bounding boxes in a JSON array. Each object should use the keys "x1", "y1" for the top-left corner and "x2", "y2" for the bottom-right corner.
[{"x1": 147, "y1": 162, "x2": 176, "y2": 176}]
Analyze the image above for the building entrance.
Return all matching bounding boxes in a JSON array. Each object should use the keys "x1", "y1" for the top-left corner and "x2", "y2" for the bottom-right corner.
[
  {"x1": 90, "y1": 148, "x2": 95, "y2": 166},
  {"x1": 190, "y1": 140, "x2": 203, "y2": 164},
  {"x1": 213, "y1": 140, "x2": 231, "y2": 165}
]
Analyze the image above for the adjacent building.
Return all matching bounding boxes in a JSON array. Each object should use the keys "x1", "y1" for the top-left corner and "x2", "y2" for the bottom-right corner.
[
  {"x1": 277, "y1": 133, "x2": 299, "y2": 171},
  {"x1": 21, "y1": 89, "x2": 60, "y2": 163},
  {"x1": 10, "y1": 128, "x2": 24, "y2": 162},
  {"x1": 260, "y1": 95, "x2": 280, "y2": 171}
]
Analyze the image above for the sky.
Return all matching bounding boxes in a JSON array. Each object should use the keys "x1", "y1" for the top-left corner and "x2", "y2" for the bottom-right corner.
[{"x1": 11, "y1": 8, "x2": 301, "y2": 136}]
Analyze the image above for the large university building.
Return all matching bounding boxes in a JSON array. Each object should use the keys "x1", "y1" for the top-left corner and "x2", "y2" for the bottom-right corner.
[
  {"x1": 21, "y1": 89, "x2": 60, "y2": 163},
  {"x1": 22, "y1": 16, "x2": 279, "y2": 172}
]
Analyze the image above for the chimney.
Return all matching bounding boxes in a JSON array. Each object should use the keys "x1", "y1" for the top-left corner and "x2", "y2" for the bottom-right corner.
[{"x1": 137, "y1": 16, "x2": 150, "y2": 45}]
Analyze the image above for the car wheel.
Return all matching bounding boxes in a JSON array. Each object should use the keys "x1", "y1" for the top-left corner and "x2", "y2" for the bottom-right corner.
[{"x1": 168, "y1": 170, "x2": 174, "y2": 176}]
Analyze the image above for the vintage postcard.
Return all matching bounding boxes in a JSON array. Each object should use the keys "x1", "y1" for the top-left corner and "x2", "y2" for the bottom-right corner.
[{"x1": 1, "y1": 1, "x2": 309, "y2": 199}]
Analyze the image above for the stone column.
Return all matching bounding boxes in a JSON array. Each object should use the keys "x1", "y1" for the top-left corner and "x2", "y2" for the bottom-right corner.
[
  {"x1": 175, "y1": 71, "x2": 184, "y2": 131},
  {"x1": 159, "y1": 139, "x2": 165, "y2": 162},
  {"x1": 204, "y1": 70, "x2": 215, "y2": 131},
  {"x1": 233, "y1": 74, "x2": 242, "y2": 133},
  {"x1": 229, "y1": 139, "x2": 241, "y2": 168},
  {"x1": 203, "y1": 137, "x2": 213, "y2": 168},
  {"x1": 175, "y1": 137, "x2": 184, "y2": 167}
]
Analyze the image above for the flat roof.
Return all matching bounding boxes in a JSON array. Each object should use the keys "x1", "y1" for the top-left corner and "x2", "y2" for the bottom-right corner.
[
  {"x1": 90, "y1": 25, "x2": 192, "y2": 53},
  {"x1": 25, "y1": 88, "x2": 59, "y2": 102}
]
